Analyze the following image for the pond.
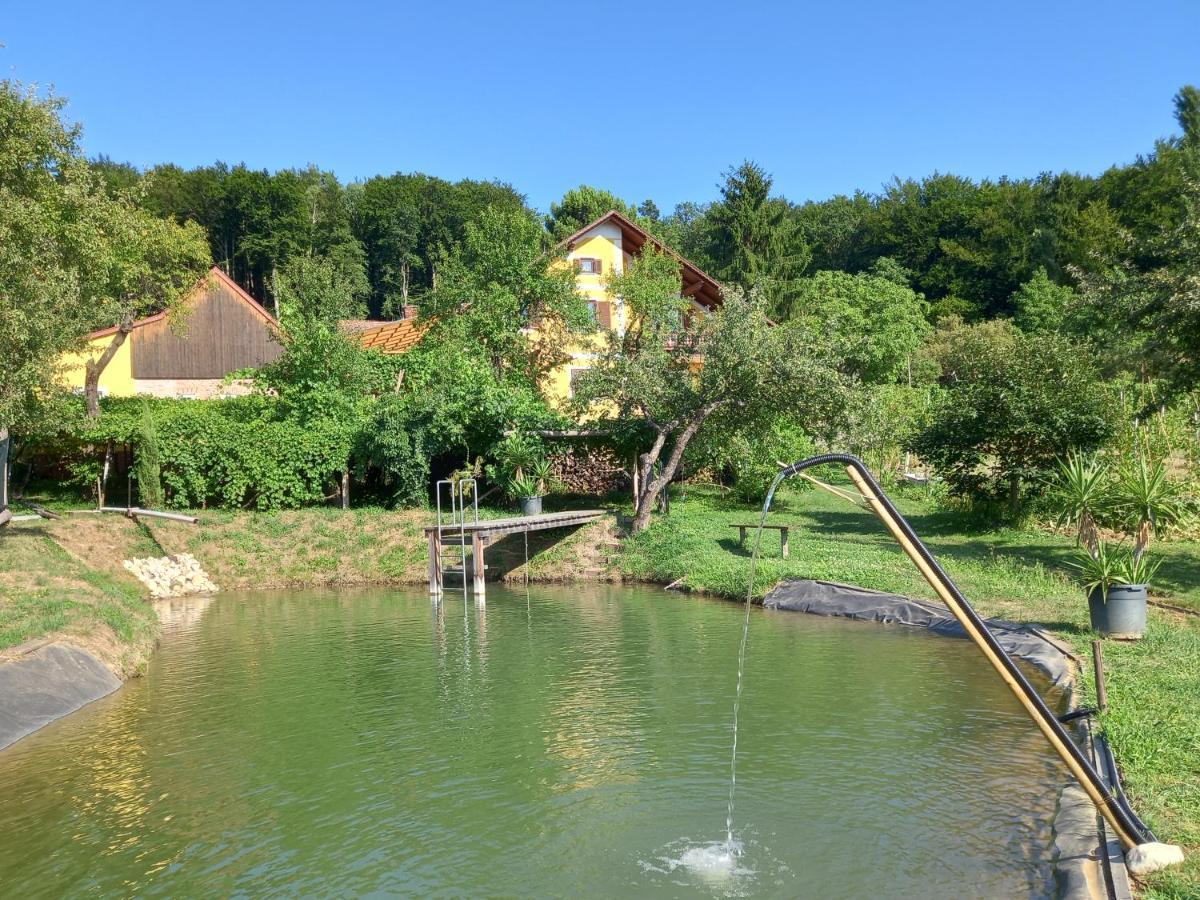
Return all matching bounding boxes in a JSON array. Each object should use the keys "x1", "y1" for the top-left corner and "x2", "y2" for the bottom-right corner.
[{"x1": 0, "y1": 585, "x2": 1066, "y2": 897}]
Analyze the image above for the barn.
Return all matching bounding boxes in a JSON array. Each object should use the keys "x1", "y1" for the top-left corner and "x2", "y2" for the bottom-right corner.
[{"x1": 60, "y1": 267, "x2": 283, "y2": 399}]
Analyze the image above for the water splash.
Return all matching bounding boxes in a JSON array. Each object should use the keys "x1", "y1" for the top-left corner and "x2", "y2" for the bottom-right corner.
[{"x1": 726, "y1": 469, "x2": 790, "y2": 846}]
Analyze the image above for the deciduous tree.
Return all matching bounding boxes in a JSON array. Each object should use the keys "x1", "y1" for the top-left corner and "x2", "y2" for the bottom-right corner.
[{"x1": 573, "y1": 248, "x2": 844, "y2": 532}]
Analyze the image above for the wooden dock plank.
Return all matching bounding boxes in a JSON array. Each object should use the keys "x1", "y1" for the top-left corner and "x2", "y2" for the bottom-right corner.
[{"x1": 423, "y1": 509, "x2": 605, "y2": 540}]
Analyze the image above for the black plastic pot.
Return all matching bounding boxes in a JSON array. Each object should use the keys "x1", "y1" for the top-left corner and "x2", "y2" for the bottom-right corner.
[
  {"x1": 1088, "y1": 584, "x2": 1148, "y2": 639},
  {"x1": 519, "y1": 496, "x2": 542, "y2": 517}
]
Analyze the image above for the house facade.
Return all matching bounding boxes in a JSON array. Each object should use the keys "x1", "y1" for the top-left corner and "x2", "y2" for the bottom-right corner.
[
  {"x1": 543, "y1": 210, "x2": 724, "y2": 404},
  {"x1": 59, "y1": 267, "x2": 283, "y2": 400}
]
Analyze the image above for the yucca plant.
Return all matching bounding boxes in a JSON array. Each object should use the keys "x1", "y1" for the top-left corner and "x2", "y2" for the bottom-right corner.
[
  {"x1": 1069, "y1": 539, "x2": 1124, "y2": 596},
  {"x1": 1049, "y1": 451, "x2": 1109, "y2": 556},
  {"x1": 1109, "y1": 454, "x2": 1190, "y2": 559},
  {"x1": 508, "y1": 473, "x2": 540, "y2": 500},
  {"x1": 528, "y1": 458, "x2": 553, "y2": 495},
  {"x1": 1116, "y1": 550, "x2": 1163, "y2": 587}
]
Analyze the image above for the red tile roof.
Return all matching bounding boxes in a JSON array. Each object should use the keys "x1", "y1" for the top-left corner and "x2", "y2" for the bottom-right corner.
[{"x1": 353, "y1": 318, "x2": 429, "y2": 354}]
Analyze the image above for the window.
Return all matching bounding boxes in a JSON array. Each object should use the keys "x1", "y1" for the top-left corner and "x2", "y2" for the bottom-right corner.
[{"x1": 574, "y1": 257, "x2": 603, "y2": 275}]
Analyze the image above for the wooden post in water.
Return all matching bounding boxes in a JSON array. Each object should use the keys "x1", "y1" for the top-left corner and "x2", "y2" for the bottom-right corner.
[
  {"x1": 472, "y1": 533, "x2": 486, "y2": 601},
  {"x1": 428, "y1": 532, "x2": 442, "y2": 598}
]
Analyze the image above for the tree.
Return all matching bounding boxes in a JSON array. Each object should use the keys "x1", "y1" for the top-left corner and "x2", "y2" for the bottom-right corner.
[
  {"x1": 425, "y1": 205, "x2": 588, "y2": 383},
  {"x1": 1011, "y1": 266, "x2": 1077, "y2": 334},
  {"x1": 1174, "y1": 85, "x2": 1200, "y2": 146},
  {"x1": 788, "y1": 267, "x2": 930, "y2": 384},
  {"x1": 545, "y1": 185, "x2": 637, "y2": 240},
  {"x1": 0, "y1": 83, "x2": 90, "y2": 518},
  {"x1": 78, "y1": 200, "x2": 211, "y2": 418},
  {"x1": 0, "y1": 81, "x2": 209, "y2": 525},
  {"x1": 260, "y1": 255, "x2": 380, "y2": 423},
  {"x1": 910, "y1": 319, "x2": 1112, "y2": 515},
  {"x1": 703, "y1": 161, "x2": 810, "y2": 319},
  {"x1": 1075, "y1": 177, "x2": 1200, "y2": 394},
  {"x1": 573, "y1": 248, "x2": 844, "y2": 532}
]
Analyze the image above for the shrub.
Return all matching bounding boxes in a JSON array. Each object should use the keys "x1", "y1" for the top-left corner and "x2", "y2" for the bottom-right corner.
[
  {"x1": 133, "y1": 400, "x2": 163, "y2": 508},
  {"x1": 910, "y1": 319, "x2": 1113, "y2": 516},
  {"x1": 726, "y1": 418, "x2": 815, "y2": 504}
]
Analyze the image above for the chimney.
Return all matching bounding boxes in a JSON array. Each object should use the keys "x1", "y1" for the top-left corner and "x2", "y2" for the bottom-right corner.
[{"x1": 402, "y1": 304, "x2": 419, "y2": 320}]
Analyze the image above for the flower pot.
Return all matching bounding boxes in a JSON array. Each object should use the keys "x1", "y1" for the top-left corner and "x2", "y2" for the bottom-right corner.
[
  {"x1": 1088, "y1": 584, "x2": 1147, "y2": 639},
  {"x1": 519, "y1": 496, "x2": 542, "y2": 517}
]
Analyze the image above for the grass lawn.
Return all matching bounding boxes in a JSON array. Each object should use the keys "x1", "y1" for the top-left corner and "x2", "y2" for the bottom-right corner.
[
  {"x1": 0, "y1": 521, "x2": 159, "y2": 676},
  {"x1": 619, "y1": 482, "x2": 1200, "y2": 898}
]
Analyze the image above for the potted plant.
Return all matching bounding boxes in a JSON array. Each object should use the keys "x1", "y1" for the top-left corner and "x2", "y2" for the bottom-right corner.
[
  {"x1": 510, "y1": 474, "x2": 542, "y2": 516},
  {"x1": 1049, "y1": 451, "x2": 1108, "y2": 555},
  {"x1": 1072, "y1": 541, "x2": 1156, "y2": 639},
  {"x1": 1054, "y1": 450, "x2": 1188, "y2": 639},
  {"x1": 1108, "y1": 454, "x2": 1188, "y2": 562}
]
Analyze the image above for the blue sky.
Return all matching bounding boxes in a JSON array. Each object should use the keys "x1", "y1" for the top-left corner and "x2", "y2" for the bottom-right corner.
[{"x1": 4, "y1": 1, "x2": 1198, "y2": 214}]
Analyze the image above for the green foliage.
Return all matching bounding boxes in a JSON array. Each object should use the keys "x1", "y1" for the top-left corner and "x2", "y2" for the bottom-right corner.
[
  {"x1": 489, "y1": 432, "x2": 545, "y2": 480},
  {"x1": 788, "y1": 269, "x2": 930, "y2": 383},
  {"x1": 911, "y1": 319, "x2": 1113, "y2": 514},
  {"x1": 273, "y1": 252, "x2": 366, "y2": 326},
  {"x1": 1069, "y1": 539, "x2": 1126, "y2": 595},
  {"x1": 840, "y1": 383, "x2": 933, "y2": 479},
  {"x1": 0, "y1": 81, "x2": 205, "y2": 432},
  {"x1": 1109, "y1": 454, "x2": 1191, "y2": 556},
  {"x1": 702, "y1": 161, "x2": 811, "y2": 319},
  {"x1": 545, "y1": 185, "x2": 638, "y2": 240},
  {"x1": 1047, "y1": 451, "x2": 1109, "y2": 553},
  {"x1": 724, "y1": 419, "x2": 814, "y2": 504},
  {"x1": 1076, "y1": 177, "x2": 1200, "y2": 395},
  {"x1": 508, "y1": 473, "x2": 540, "y2": 500},
  {"x1": 1012, "y1": 266, "x2": 1078, "y2": 334},
  {"x1": 133, "y1": 400, "x2": 163, "y2": 508},
  {"x1": 64, "y1": 398, "x2": 353, "y2": 510},
  {"x1": 426, "y1": 205, "x2": 588, "y2": 381},
  {"x1": 355, "y1": 395, "x2": 433, "y2": 507},
  {"x1": 576, "y1": 248, "x2": 845, "y2": 530}
]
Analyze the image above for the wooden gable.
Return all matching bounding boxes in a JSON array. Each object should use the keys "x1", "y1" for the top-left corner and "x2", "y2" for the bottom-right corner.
[{"x1": 129, "y1": 268, "x2": 283, "y2": 379}]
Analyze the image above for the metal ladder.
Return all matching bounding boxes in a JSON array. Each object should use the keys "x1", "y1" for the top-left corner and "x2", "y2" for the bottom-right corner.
[{"x1": 433, "y1": 478, "x2": 478, "y2": 602}]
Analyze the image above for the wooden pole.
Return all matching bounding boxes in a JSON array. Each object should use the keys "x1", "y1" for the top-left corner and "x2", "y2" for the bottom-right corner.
[
  {"x1": 845, "y1": 464, "x2": 1142, "y2": 850},
  {"x1": 1092, "y1": 640, "x2": 1108, "y2": 713},
  {"x1": 428, "y1": 532, "x2": 442, "y2": 599},
  {"x1": 472, "y1": 533, "x2": 486, "y2": 601}
]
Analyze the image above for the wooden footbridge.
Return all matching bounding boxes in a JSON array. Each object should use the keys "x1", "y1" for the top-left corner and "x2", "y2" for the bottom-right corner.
[{"x1": 424, "y1": 509, "x2": 604, "y2": 600}]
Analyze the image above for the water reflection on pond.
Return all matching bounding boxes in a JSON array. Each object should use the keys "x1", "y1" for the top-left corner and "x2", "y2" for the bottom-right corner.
[{"x1": 0, "y1": 585, "x2": 1063, "y2": 897}]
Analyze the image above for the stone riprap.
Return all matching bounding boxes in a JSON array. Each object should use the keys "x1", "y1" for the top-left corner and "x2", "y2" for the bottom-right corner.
[{"x1": 122, "y1": 554, "x2": 218, "y2": 598}]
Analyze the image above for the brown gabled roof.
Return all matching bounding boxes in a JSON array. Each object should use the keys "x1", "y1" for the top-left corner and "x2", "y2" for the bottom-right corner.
[
  {"x1": 353, "y1": 317, "x2": 430, "y2": 354},
  {"x1": 560, "y1": 210, "x2": 724, "y2": 310},
  {"x1": 87, "y1": 266, "x2": 279, "y2": 339}
]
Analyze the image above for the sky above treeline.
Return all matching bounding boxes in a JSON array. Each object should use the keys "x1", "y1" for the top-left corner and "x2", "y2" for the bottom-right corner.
[{"x1": 4, "y1": 0, "x2": 1198, "y2": 214}]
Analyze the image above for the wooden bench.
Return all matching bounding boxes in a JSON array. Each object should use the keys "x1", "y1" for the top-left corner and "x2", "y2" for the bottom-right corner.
[{"x1": 730, "y1": 524, "x2": 792, "y2": 558}]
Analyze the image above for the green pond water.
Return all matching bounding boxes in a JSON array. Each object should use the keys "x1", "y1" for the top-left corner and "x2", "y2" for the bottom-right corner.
[{"x1": 0, "y1": 585, "x2": 1068, "y2": 898}]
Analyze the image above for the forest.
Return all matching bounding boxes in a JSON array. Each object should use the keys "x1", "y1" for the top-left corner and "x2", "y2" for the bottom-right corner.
[{"x1": 90, "y1": 85, "x2": 1200, "y2": 337}]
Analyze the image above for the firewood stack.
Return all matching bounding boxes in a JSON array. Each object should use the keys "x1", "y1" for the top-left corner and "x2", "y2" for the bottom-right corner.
[{"x1": 548, "y1": 445, "x2": 630, "y2": 495}]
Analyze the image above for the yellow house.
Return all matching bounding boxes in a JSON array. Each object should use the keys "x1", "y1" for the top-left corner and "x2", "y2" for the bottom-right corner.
[
  {"x1": 347, "y1": 210, "x2": 725, "y2": 408},
  {"x1": 58, "y1": 267, "x2": 283, "y2": 400},
  {"x1": 541, "y1": 210, "x2": 724, "y2": 404}
]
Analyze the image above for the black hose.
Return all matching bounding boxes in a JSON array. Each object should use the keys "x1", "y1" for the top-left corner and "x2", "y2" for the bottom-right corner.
[{"x1": 778, "y1": 453, "x2": 1154, "y2": 847}]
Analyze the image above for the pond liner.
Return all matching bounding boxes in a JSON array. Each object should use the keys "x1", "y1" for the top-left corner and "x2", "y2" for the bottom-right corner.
[
  {"x1": 762, "y1": 577, "x2": 1125, "y2": 900},
  {"x1": 763, "y1": 579, "x2": 1074, "y2": 687},
  {"x1": 0, "y1": 643, "x2": 121, "y2": 752}
]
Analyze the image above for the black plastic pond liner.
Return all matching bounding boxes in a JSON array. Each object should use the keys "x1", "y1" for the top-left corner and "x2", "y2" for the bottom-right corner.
[
  {"x1": 767, "y1": 453, "x2": 1155, "y2": 851},
  {"x1": 763, "y1": 579, "x2": 1074, "y2": 688}
]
